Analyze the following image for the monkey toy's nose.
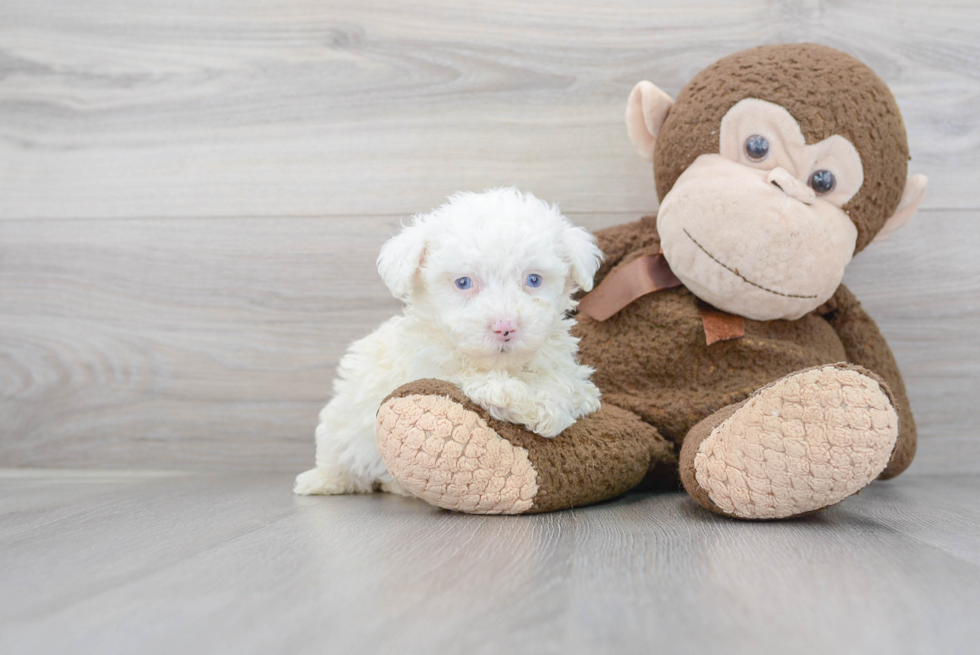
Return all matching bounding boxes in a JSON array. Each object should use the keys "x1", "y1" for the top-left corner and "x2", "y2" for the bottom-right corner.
[
  {"x1": 767, "y1": 167, "x2": 815, "y2": 205},
  {"x1": 491, "y1": 320, "x2": 518, "y2": 341}
]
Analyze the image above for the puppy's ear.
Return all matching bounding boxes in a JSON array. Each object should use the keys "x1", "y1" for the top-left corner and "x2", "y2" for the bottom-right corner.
[
  {"x1": 562, "y1": 225, "x2": 603, "y2": 292},
  {"x1": 377, "y1": 220, "x2": 427, "y2": 300}
]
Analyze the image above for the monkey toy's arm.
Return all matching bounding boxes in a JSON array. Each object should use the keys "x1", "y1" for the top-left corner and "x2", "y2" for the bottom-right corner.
[{"x1": 820, "y1": 284, "x2": 917, "y2": 478}]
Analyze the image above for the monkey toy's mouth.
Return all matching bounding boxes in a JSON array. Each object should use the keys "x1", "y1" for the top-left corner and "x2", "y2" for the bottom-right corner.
[{"x1": 682, "y1": 228, "x2": 818, "y2": 300}]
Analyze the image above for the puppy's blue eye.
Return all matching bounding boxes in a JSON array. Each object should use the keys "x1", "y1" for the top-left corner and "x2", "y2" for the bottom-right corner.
[
  {"x1": 454, "y1": 277, "x2": 472, "y2": 290},
  {"x1": 526, "y1": 274, "x2": 542, "y2": 288}
]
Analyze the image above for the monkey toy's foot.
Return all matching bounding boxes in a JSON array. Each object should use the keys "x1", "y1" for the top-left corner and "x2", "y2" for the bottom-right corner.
[
  {"x1": 680, "y1": 364, "x2": 900, "y2": 520},
  {"x1": 377, "y1": 388, "x2": 538, "y2": 514},
  {"x1": 376, "y1": 379, "x2": 672, "y2": 515}
]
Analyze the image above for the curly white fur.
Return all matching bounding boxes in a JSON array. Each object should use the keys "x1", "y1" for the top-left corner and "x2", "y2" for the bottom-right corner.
[{"x1": 294, "y1": 188, "x2": 603, "y2": 496}]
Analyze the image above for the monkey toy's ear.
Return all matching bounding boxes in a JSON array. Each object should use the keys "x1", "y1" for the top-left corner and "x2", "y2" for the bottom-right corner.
[
  {"x1": 874, "y1": 174, "x2": 929, "y2": 242},
  {"x1": 377, "y1": 219, "x2": 427, "y2": 300},
  {"x1": 626, "y1": 81, "x2": 675, "y2": 162}
]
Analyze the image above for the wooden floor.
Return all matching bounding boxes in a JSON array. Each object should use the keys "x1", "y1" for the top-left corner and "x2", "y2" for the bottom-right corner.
[{"x1": 2, "y1": 469, "x2": 979, "y2": 655}]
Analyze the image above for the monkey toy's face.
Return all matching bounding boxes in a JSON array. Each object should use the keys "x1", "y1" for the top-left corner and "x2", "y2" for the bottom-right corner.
[
  {"x1": 656, "y1": 99, "x2": 863, "y2": 321},
  {"x1": 624, "y1": 47, "x2": 927, "y2": 323}
]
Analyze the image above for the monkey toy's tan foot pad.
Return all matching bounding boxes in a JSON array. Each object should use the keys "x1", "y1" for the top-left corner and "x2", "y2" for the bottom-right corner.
[
  {"x1": 680, "y1": 365, "x2": 899, "y2": 520},
  {"x1": 377, "y1": 391, "x2": 538, "y2": 515},
  {"x1": 377, "y1": 379, "x2": 672, "y2": 515}
]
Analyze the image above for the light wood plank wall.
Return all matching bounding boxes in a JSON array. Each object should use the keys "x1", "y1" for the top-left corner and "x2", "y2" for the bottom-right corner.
[{"x1": 1, "y1": 0, "x2": 978, "y2": 471}]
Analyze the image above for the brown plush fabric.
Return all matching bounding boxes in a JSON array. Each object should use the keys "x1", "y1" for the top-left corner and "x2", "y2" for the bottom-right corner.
[
  {"x1": 653, "y1": 43, "x2": 909, "y2": 252},
  {"x1": 818, "y1": 287, "x2": 917, "y2": 478},
  {"x1": 587, "y1": 215, "x2": 662, "y2": 285},
  {"x1": 383, "y1": 378, "x2": 675, "y2": 513},
  {"x1": 575, "y1": 223, "x2": 914, "y2": 478},
  {"x1": 576, "y1": 228, "x2": 846, "y2": 447},
  {"x1": 678, "y1": 399, "x2": 746, "y2": 515}
]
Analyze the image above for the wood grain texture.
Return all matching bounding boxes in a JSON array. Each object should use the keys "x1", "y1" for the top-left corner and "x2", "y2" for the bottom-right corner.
[
  {"x1": 0, "y1": 216, "x2": 401, "y2": 468},
  {"x1": 1, "y1": 209, "x2": 977, "y2": 471},
  {"x1": 2, "y1": 469, "x2": 979, "y2": 655},
  {"x1": 0, "y1": 0, "x2": 977, "y2": 219},
  {"x1": 1, "y1": 0, "x2": 978, "y2": 471}
]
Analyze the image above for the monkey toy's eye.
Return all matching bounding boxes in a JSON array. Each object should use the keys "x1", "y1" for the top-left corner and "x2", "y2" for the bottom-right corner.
[
  {"x1": 455, "y1": 277, "x2": 472, "y2": 290},
  {"x1": 809, "y1": 170, "x2": 836, "y2": 195},
  {"x1": 744, "y1": 134, "x2": 770, "y2": 161}
]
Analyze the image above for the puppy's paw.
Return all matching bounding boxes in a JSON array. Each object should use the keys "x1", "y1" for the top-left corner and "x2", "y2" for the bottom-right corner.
[
  {"x1": 378, "y1": 479, "x2": 413, "y2": 497},
  {"x1": 293, "y1": 467, "x2": 353, "y2": 495},
  {"x1": 523, "y1": 380, "x2": 600, "y2": 438},
  {"x1": 468, "y1": 375, "x2": 531, "y2": 408},
  {"x1": 523, "y1": 403, "x2": 575, "y2": 438},
  {"x1": 460, "y1": 375, "x2": 534, "y2": 425},
  {"x1": 575, "y1": 382, "x2": 602, "y2": 417}
]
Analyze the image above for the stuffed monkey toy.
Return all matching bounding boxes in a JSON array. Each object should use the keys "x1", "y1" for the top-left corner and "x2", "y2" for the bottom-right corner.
[{"x1": 374, "y1": 43, "x2": 928, "y2": 519}]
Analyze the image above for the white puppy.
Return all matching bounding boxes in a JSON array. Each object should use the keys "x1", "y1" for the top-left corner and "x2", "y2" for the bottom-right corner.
[{"x1": 294, "y1": 188, "x2": 603, "y2": 496}]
